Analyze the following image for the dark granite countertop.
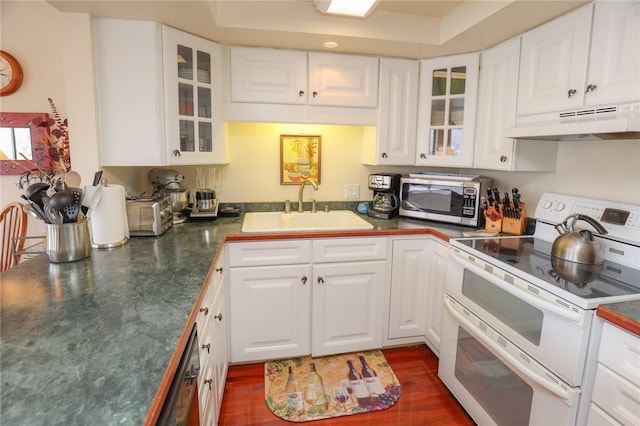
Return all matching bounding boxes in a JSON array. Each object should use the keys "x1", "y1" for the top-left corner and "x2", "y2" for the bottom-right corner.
[{"x1": 0, "y1": 212, "x2": 463, "y2": 426}]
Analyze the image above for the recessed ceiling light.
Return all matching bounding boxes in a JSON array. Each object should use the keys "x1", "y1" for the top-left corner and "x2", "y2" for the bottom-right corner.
[{"x1": 323, "y1": 41, "x2": 339, "y2": 48}]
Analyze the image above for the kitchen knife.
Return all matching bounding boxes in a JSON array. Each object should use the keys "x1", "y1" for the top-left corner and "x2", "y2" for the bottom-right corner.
[
  {"x1": 486, "y1": 188, "x2": 494, "y2": 204},
  {"x1": 492, "y1": 188, "x2": 501, "y2": 205},
  {"x1": 512, "y1": 188, "x2": 521, "y2": 218}
]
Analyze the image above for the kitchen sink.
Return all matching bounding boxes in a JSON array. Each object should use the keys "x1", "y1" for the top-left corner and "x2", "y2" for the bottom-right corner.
[{"x1": 241, "y1": 210, "x2": 374, "y2": 233}]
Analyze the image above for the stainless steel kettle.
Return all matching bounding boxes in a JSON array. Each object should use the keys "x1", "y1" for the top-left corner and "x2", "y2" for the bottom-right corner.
[{"x1": 551, "y1": 214, "x2": 608, "y2": 264}]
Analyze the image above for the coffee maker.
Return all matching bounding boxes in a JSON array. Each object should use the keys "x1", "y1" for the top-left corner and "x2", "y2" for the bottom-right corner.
[{"x1": 368, "y1": 173, "x2": 401, "y2": 219}]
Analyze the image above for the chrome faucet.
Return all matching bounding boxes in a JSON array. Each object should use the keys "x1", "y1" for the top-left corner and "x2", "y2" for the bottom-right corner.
[{"x1": 298, "y1": 179, "x2": 318, "y2": 212}]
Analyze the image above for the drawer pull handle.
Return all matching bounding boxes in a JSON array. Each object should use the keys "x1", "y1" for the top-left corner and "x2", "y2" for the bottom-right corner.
[
  {"x1": 301, "y1": 275, "x2": 308, "y2": 284},
  {"x1": 299, "y1": 90, "x2": 304, "y2": 97},
  {"x1": 204, "y1": 378, "x2": 213, "y2": 389},
  {"x1": 567, "y1": 89, "x2": 577, "y2": 98},
  {"x1": 215, "y1": 267, "x2": 223, "y2": 273},
  {"x1": 201, "y1": 343, "x2": 210, "y2": 353},
  {"x1": 199, "y1": 307, "x2": 209, "y2": 315},
  {"x1": 214, "y1": 313, "x2": 223, "y2": 321},
  {"x1": 317, "y1": 276, "x2": 325, "y2": 284}
]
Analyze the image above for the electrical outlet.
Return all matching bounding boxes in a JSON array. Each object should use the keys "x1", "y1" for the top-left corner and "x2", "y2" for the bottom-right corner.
[{"x1": 345, "y1": 184, "x2": 360, "y2": 199}]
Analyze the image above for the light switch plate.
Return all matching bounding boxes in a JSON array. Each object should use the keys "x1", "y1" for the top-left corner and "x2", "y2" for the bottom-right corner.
[{"x1": 345, "y1": 184, "x2": 360, "y2": 199}]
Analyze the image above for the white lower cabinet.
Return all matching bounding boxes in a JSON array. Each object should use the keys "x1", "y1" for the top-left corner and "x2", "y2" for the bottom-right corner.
[
  {"x1": 386, "y1": 237, "x2": 448, "y2": 355},
  {"x1": 229, "y1": 263, "x2": 312, "y2": 362},
  {"x1": 423, "y1": 238, "x2": 448, "y2": 355},
  {"x1": 312, "y1": 260, "x2": 386, "y2": 356},
  {"x1": 587, "y1": 321, "x2": 640, "y2": 426},
  {"x1": 228, "y1": 237, "x2": 387, "y2": 362},
  {"x1": 195, "y1": 250, "x2": 228, "y2": 425}
]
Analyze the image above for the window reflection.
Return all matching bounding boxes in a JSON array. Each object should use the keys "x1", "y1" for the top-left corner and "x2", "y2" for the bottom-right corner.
[{"x1": 0, "y1": 127, "x2": 32, "y2": 160}]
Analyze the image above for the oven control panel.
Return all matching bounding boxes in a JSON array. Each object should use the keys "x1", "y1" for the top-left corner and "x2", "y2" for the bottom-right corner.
[{"x1": 535, "y1": 193, "x2": 640, "y2": 248}]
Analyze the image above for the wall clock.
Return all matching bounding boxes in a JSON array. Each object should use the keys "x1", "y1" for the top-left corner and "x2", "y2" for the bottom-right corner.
[{"x1": 0, "y1": 50, "x2": 24, "y2": 96}]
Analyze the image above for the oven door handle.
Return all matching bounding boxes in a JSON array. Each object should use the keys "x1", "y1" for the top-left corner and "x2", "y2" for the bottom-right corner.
[
  {"x1": 450, "y1": 253, "x2": 581, "y2": 323},
  {"x1": 444, "y1": 295, "x2": 574, "y2": 402}
]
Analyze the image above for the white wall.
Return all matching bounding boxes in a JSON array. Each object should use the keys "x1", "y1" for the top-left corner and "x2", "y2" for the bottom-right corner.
[
  {"x1": 0, "y1": 0, "x2": 67, "y2": 236},
  {"x1": 2, "y1": 1, "x2": 639, "y2": 237}
]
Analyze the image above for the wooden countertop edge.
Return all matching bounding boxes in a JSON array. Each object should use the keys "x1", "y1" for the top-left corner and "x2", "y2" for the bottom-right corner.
[
  {"x1": 144, "y1": 227, "x2": 450, "y2": 424},
  {"x1": 597, "y1": 305, "x2": 640, "y2": 336},
  {"x1": 223, "y1": 227, "x2": 451, "y2": 242}
]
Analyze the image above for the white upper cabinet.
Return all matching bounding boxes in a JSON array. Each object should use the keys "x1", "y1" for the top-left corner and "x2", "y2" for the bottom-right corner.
[
  {"x1": 230, "y1": 47, "x2": 379, "y2": 107},
  {"x1": 517, "y1": 2, "x2": 640, "y2": 116},
  {"x1": 363, "y1": 57, "x2": 419, "y2": 165},
  {"x1": 517, "y1": 5, "x2": 592, "y2": 115},
  {"x1": 474, "y1": 38, "x2": 558, "y2": 171},
  {"x1": 163, "y1": 26, "x2": 225, "y2": 165},
  {"x1": 230, "y1": 47, "x2": 308, "y2": 104},
  {"x1": 93, "y1": 19, "x2": 165, "y2": 166},
  {"x1": 308, "y1": 52, "x2": 379, "y2": 108},
  {"x1": 586, "y1": 1, "x2": 640, "y2": 107},
  {"x1": 93, "y1": 19, "x2": 225, "y2": 166},
  {"x1": 416, "y1": 53, "x2": 479, "y2": 168}
]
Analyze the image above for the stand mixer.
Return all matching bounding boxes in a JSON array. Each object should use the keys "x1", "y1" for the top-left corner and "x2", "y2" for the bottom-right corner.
[{"x1": 148, "y1": 168, "x2": 190, "y2": 224}]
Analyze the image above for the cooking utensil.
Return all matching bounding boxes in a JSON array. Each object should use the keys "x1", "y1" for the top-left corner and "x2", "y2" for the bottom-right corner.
[
  {"x1": 21, "y1": 194, "x2": 49, "y2": 222},
  {"x1": 64, "y1": 187, "x2": 84, "y2": 222},
  {"x1": 24, "y1": 182, "x2": 51, "y2": 210},
  {"x1": 49, "y1": 190, "x2": 77, "y2": 223},
  {"x1": 23, "y1": 203, "x2": 44, "y2": 221},
  {"x1": 92, "y1": 171, "x2": 103, "y2": 186},
  {"x1": 65, "y1": 170, "x2": 82, "y2": 188},
  {"x1": 551, "y1": 214, "x2": 608, "y2": 264}
]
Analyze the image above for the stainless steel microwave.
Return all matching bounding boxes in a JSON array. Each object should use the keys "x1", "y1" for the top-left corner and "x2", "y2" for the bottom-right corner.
[{"x1": 399, "y1": 173, "x2": 492, "y2": 227}]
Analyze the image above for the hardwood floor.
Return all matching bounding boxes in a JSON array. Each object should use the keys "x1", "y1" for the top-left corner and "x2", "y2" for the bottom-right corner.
[{"x1": 218, "y1": 345, "x2": 475, "y2": 425}]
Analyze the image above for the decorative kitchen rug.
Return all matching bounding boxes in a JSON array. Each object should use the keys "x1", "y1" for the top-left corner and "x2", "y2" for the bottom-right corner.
[{"x1": 265, "y1": 350, "x2": 401, "y2": 422}]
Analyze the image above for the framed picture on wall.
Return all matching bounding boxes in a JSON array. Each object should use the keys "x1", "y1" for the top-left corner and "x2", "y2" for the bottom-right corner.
[{"x1": 280, "y1": 134, "x2": 321, "y2": 185}]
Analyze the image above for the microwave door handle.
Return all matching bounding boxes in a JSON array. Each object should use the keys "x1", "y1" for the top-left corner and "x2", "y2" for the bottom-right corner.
[
  {"x1": 444, "y1": 295, "x2": 574, "y2": 403},
  {"x1": 450, "y1": 253, "x2": 582, "y2": 324}
]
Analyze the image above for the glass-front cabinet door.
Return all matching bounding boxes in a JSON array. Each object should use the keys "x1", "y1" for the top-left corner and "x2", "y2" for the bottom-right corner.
[
  {"x1": 416, "y1": 53, "x2": 479, "y2": 167},
  {"x1": 163, "y1": 26, "x2": 224, "y2": 165}
]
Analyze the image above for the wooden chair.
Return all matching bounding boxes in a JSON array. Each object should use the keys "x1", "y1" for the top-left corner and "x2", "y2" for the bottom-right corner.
[{"x1": 1, "y1": 202, "x2": 28, "y2": 272}]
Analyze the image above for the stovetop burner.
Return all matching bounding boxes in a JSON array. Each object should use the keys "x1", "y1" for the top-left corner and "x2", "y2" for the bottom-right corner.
[{"x1": 457, "y1": 237, "x2": 640, "y2": 302}]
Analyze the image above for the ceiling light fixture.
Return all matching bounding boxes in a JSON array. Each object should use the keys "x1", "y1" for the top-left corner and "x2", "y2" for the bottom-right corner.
[
  {"x1": 323, "y1": 41, "x2": 339, "y2": 48},
  {"x1": 314, "y1": 0, "x2": 379, "y2": 18}
]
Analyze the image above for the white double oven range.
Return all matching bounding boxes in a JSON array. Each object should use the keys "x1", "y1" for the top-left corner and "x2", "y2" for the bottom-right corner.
[{"x1": 439, "y1": 192, "x2": 640, "y2": 425}]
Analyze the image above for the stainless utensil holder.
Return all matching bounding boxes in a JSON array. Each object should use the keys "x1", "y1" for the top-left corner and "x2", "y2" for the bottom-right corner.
[{"x1": 45, "y1": 222, "x2": 91, "y2": 263}]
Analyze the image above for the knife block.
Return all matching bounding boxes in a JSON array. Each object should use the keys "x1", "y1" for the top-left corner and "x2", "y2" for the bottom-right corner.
[
  {"x1": 502, "y1": 202, "x2": 527, "y2": 235},
  {"x1": 484, "y1": 209, "x2": 502, "y2": 233}
]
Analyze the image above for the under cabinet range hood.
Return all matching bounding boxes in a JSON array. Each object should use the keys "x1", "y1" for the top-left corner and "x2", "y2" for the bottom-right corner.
[{"x1": 505, "y1": 104, "x2": 640, "y2": 141}]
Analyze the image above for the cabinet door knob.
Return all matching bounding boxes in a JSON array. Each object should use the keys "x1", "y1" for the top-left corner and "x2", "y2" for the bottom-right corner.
[
  {"x1": 499, "y1": 155, "x2": 508, "y2": 163},
  {"x1": 215, "y1": 267, "x2": 223, "y2": 273},
  {"x1": 173, "y1": 149, "x2": 181, "y2": 157},
  {"x1": 317, "y1": 276, "x2": 325, "y2": 284},
  {"x1": 299, "y1": 90, "x2": 304, "y2": 97},
  {"x1": 214, "y1": 313, "x2": 223, "y2": 321},
  {"x1": 567, "y1": 89, "x2": 577, "y2": 98},
  {"x1": 199, "y1": 307, "x2": 209, "y2": 315},
  {"x1": 204, "y1": 378, "x2": 213, "y2": 389},
  {"x1": 201, "y1": 343, "x2": 211, "y2": 353},
  {"x1": 420, "y1": 153, "x2": 426, "y2": 159},
  {"x1": 381, "y1": 152, "x2": 388, "y2": 159},
  {"x1": 312, "y1": 91, "x2": 318, "y2": 98},
  {"x1": 301, "y1": 275, "x2": 307, "y2": 284},
  {"x1": 585, "y1": 84, "x2": 597, "y2": 93}
]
